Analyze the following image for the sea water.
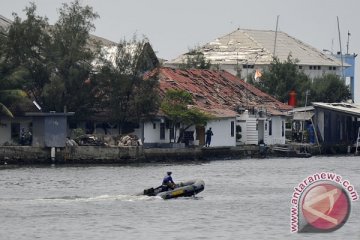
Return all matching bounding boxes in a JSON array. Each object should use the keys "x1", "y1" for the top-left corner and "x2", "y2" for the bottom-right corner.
[{"x1": 0, "y1": 156, "x2": 359, "y2": 240}]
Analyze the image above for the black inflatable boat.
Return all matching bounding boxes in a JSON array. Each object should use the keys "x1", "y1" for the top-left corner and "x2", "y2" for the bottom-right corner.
[{"x1": 143, "y1": 179, "x2": 205, "y2": 199}]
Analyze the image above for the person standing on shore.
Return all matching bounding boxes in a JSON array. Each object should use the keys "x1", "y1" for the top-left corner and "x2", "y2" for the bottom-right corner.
[{"x1": 205, "y1": 127, "x2": 213, "y2": 147}]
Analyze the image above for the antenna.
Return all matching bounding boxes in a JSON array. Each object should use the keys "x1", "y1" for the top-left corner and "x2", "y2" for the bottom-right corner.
[
  {"x1": 346, "y1": 30, "x2": 351, "y2": 54},
  {"x1": 337, "y1": 16, "x2": 345, "y2": 80},
  {"x1": 273, "y1": 15, "x2": 279, "y2": 57}
]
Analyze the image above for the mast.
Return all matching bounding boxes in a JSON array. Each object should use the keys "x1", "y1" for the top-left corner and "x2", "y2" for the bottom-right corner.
[
  {"x1": 337, "y1": 16, "x2": 345, "y2": 80},
  {"x1": 273, "y1": 15, "x2": 279, "y2": 57}
]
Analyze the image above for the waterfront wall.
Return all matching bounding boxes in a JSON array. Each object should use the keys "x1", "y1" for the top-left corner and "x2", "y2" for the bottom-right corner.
[
  {"x1": 0, "y1": 145, "x2": 261, "y2": 165},
  {"x1": 0, "y1": 143, "x2": 339, "y2": 165}
]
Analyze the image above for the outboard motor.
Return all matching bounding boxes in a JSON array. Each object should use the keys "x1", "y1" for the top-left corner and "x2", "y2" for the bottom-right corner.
[{"x1": 144, "y1": 188, "x2": 155, "y2": 196}]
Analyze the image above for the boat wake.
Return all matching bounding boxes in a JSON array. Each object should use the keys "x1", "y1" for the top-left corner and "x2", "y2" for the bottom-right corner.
[{"x1": 36, "y1": 194, "x2": 161, "y2": 203}]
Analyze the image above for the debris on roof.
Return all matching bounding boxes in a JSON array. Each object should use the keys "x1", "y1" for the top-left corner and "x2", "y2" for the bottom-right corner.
[
  {"x1": 146, "y1": 67, "x2": 292, "y2": 117},
  {"x1": 168, "y1": 29, "x2": 346, "y2": 67}
]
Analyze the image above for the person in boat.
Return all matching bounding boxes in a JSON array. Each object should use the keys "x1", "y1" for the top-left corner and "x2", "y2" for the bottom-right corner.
[{"x1": 162, "y1": 171, "x2": 176, "y2": 191}]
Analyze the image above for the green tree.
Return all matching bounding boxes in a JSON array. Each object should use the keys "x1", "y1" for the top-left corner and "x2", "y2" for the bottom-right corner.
[
  {"x1": 0, "y1": 60, "x2": 30, "y2": 118},
  {"x1": 0, "y1": 1, "x2": 100, "y2": 119},
  {"x1": 95, "y1": 37, "x2": 160, "y2": 133},
  {"x1": 161, "y1": 89, "x2": 212, "y2": 143},
  {"x1": 0, "y1": 33, "x2": 31, "y2": 118},
  {"x1": 46, "y1": 0, "x2": 100, "y2": 118},
  {"x1": 1, "y1": 3, "x2": 51, "y2": 106},
  {"x1": 181, "y1": 47, "x2": 211, "y2": 69},
  {"x1": 248, "y1": 56, "x2": 311, "y2": 106},
  {"x1": 310, "y1": 74, "x2": 351, "y2": 103}
]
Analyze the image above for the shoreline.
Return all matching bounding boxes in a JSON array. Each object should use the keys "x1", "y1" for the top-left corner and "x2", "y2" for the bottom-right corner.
[{"x1": 0, "y1": 143, "x2": 355, "y2": 165}]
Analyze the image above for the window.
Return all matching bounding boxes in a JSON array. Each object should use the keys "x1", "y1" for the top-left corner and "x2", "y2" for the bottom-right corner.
[
  {"x1": 153, "y1": 123, "x2": 156, "y2": 129},
  {"x1": 160, "y1": 123, "x2": 165, "y2": 140},
  {"x1": 231, "y1": 121, "x2": 235, "y2": 137},
  {"x1": 299, "y1": 65, "x2": 303, "y2": 70},
  {"x1": 269, "y1": 120, "x2": 272, "y2": 136},
  {"x1": 309, "y1": 66, "x2": 313, "y2": 70},
  {"x1": 282, "y1": 121, "x2": 284, "y2": 137},
  {"x1": 243, "y1": 64, "x2": 254, "y2": 69}
]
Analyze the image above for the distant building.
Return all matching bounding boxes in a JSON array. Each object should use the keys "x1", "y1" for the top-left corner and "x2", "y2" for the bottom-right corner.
[
  {"x1": 324, "y1": 52, "x2": 357, "y2": 103},
  {"x1": 166, "y1": 28, "x2": 349, "y2": 81}
]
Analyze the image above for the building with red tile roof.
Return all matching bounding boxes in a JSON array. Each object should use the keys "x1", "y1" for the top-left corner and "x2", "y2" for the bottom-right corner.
[
  {"x1": 142, "y1": 67, "x2": 292, "y2": 146},
  {"x1": 148, "y1": 67, "x2": 292, "y2": 117}
]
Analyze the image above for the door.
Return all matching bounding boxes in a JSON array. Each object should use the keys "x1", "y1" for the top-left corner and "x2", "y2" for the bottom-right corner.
[{"x1": 196, "y1": 126, "x2": 205, "y2": 146}]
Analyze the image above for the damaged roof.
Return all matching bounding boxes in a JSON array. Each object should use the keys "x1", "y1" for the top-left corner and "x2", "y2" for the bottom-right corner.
[
  {"x1": 313, "y1": 102, "x2": 360, "y2": 117},
  {"x1": 169, "y1": 29, "x2": 345, "y2": 67},
  {"x1": 147, "y1": 67, "x2": 292, "y2": 117}
]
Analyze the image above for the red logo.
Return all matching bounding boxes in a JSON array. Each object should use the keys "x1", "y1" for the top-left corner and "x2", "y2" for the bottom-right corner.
[{"x1": 301, "y1": 183, "x2": 350, "y2": 232}]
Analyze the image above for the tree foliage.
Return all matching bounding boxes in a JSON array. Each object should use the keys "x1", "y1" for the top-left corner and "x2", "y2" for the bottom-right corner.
[
  {"x1": 181, "y1": 47, "x2": 211, "y2": 70},
  {"x1": 1, "y1": 1, "x2": 161, "y2": 129},
  {"x1": 248, "y1": 55, "x2": 352, "y2": 106},
  {"x1": 1, "y1": 3, "x2": 51, "y2": 107},
  {"x1": 95, "y1": 37, "x2": 160, "y2": 132},
  {"x1": 310, "y1": 74, "x2": 351, "y2": 103},
  {"x1": 44, "y1": 0, "x2": 100, "y2": 117},
  {"x1": 248, "y1": 56, "x2": 311, "y2": 105},
  {"x1": 161, "y1": 89, "x2": 212, "y2": 142},
  {"x1": 0, "y1": 1, "x2": 100, "y2": 120}
]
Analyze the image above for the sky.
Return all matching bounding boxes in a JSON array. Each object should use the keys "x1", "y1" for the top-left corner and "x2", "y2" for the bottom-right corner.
[{"x1": 1, "y1": 0, "x2": 360, "y2": 102}]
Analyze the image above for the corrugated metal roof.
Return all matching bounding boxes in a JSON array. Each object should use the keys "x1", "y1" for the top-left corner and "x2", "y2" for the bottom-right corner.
[
  {"x1": 146, "y1": 67, "x2": 292, "y2": 118},
  {"x1": 169, "y1": 29, "x2": 346, "y2": 67},
  {"x1": 313, "y1": 102, "x2": 360, "y2": 117}
]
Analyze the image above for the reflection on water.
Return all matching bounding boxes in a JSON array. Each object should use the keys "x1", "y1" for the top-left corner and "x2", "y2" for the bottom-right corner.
[{"x1": 0, "y1": 156, "x2": 359, "y2": 240}]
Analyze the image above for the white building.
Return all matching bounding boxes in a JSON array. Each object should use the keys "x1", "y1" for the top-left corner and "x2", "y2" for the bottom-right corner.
[
  {"x1": 141, "y1": 67, "x2": 292, "y2": 147},
  {"x1": 141, "y1": 115, "x2": 237, "y2": 147}
]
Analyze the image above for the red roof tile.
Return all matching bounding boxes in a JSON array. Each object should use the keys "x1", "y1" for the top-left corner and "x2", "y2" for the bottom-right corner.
[{"x1": 145, "y1": 67, "x2": 292, "y2": 117}]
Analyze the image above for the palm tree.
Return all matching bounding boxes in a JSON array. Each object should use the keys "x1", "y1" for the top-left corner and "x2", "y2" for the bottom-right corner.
[
  {"x1": 0, "y1": 102, "x2": 14, "y2": 118},
  {"x1": 0, "y1": 89, "x2": 29, "y2": 118}
]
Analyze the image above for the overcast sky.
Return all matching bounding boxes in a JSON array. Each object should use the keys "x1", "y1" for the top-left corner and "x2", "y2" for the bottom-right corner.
[{"x1": 2, "y1": 0, "x2": 359, "y2": 100}]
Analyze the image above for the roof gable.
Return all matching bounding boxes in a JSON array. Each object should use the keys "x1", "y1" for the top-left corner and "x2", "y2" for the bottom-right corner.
[
  {"x1": 149, "y1": 67, "x2": 292, "y2": 117},
  {"x1": 169, "y1": 29, "x2": 344, "y2": 67}
]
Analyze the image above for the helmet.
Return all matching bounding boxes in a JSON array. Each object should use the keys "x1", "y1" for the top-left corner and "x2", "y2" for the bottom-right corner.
[{"x1": 167, "y1": 171, "x2": 172, "y2": 175}]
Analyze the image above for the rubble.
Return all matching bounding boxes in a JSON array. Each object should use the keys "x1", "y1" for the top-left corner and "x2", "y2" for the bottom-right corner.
[{"x1": 70, "y1": 134, "x2": 141, "y2": 147}]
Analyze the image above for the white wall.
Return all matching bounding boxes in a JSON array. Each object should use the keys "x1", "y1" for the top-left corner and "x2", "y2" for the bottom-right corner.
[
  {"x1": 143, "y1": 120, "x2": 182, "y2": 144},
  {"x1": 143, "y1": 121, "x2": 164, "y2": 143},
  {"x1": 215, "y1": 63, "x2": 341, "y2": 82},
  {"x1": 206, "y1": 118, "x2": 236, "y2": 147},
  {"x1": 0, "y1": 118, "x2": 32, "y2": 145},
  {"x1": 236, "y1": 112, "x2": 258, "y2": 145},
  {"x1": 267, "y1": 116, "x2": 286, "y2": 145}
]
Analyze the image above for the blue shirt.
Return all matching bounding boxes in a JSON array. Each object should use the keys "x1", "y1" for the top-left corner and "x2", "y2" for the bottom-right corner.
[{"x1": 162, "y1": 175, "x2": 174, "y2": 185}]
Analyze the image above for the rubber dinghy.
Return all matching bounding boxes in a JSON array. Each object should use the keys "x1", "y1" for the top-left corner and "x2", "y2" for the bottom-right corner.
[{"x1": 143, "y1": 179, "x2": 205, "y2": 199}]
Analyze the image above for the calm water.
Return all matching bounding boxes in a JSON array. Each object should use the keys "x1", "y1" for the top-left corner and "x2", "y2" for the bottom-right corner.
[{"x1": 0, "y1": 156, "x2": 359, "y2": 240}]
